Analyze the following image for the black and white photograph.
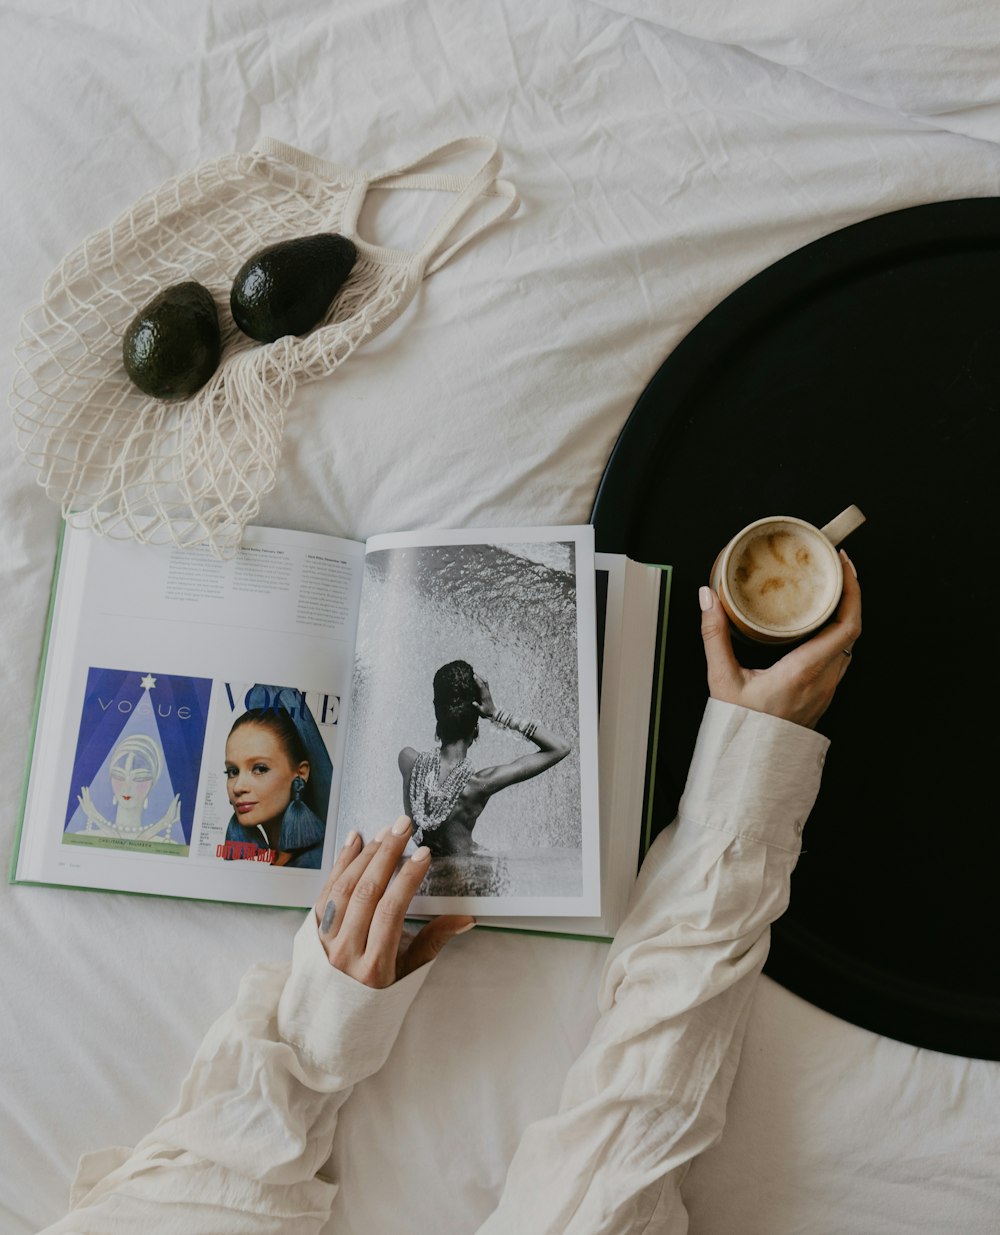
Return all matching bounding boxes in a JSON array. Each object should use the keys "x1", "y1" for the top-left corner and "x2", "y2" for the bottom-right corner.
[{"x1": 338, "y1": 526, "x2": 600, "y2": 916}]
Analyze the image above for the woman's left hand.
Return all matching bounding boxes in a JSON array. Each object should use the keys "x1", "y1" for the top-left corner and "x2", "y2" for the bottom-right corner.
[
  {"x1": 313, "y1": 817, "x2": 475, "y2": 988},
  {"x1": 700, "y1": 549, "x2": 862, "y2": 730}
]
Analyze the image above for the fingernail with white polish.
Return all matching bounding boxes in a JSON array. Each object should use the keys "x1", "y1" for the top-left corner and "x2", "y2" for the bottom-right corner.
[
  {"x1": 410, "y1": 846, "x2": 431, "y2": 862},
  {"x1": 699, "y1": 586, "x2": 714, "y2": 612},
  {"x1": 840, "y1": 549, "x2": 858, "y2": 578},
  {"x1": 454, "y1": 920, "x2": 476, "y2": 935},
  {"x1": 392, "y1": 816, "x2": 411, "y2": 836},
  {"x1": 343, "y1": 830, "x2": 359, "y2": 849}
]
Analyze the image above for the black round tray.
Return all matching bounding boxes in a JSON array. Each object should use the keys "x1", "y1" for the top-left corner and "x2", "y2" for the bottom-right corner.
[{"x1": 592, "y1": 199, "x2": 1000, "y2": 1060}]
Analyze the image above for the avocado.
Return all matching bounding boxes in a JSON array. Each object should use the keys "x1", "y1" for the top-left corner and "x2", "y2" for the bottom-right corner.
[
  {"x1": 230, "y1": 234, "x2": 358, "y2": 343},
  {"x1": 122, "y1": 281, "x2": 222, "y2": 401}
]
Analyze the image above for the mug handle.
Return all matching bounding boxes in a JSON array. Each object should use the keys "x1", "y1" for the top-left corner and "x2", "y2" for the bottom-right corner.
[{"x1": 820, "y1": 505, "x2": 866, "y2": 546}]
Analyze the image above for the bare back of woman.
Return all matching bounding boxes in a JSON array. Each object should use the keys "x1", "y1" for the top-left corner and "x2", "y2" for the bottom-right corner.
[{"x1": 398, "y1": 662, "x2": 570, "y2": 858}]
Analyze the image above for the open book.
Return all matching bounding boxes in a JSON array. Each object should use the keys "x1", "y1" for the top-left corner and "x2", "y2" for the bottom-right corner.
[{"x1": 12, "y1": 523, "x2": 669, "y2": 937}]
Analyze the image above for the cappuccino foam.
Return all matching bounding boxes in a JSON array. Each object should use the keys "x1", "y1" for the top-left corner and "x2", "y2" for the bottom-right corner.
[{"x1": 728, "y1": 527, "x2": 837, "y2": 631}]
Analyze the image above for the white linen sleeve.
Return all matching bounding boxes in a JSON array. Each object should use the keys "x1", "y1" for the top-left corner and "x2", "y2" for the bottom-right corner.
[
  {"x1": 37, "y1": 913, "x2": 434, "y2": 1235},
  {"x1": 476, "y1": 697, "x2": 830, "y2": 1235}
]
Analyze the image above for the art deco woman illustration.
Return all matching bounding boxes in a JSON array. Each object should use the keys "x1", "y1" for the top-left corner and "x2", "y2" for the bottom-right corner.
[
  {"x1": 77, "y1": 733, "x2": 181, "y2": 842},
  {"x1": 398, "y1": 660, "x2": 570, "y2": 858}
]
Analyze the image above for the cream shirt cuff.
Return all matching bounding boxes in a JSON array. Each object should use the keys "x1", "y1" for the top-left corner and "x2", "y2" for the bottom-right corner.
[
  {"x1": 680, "y1": 697, "x2": 830, "y2": 852},
  {"x1": 68, "y1": 913, "x2": 434, "y2": 1210},
  {"x1": 277, "y1": 911, "x2": 434, "y2": 1082}
]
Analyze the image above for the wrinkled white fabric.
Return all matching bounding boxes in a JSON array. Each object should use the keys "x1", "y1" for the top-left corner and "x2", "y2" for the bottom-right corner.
[
  {"x1": 36, "y1": 700, "x2": 825, "y2": 1234},
  {"x1": 40, "y1": 915, "x2": 434, "y2": 1234},
  {"x1": 476, "y1": 700, "x2": 826, "y2": 1233},
  {"x1": 597, "y1": 0, "x2": 1000, "y2": 142},
  {"x1": 6, "y1": 5, "x2": 1000, "y2": 1235}
]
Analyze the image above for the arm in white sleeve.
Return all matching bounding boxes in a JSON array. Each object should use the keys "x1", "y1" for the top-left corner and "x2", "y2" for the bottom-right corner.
[
  {"x1": 477, "y1": 698, "x2": 830, "y2": 1235},
  {"x1": 37, "y1": 913, "x2": 434, "y2": 1235}
]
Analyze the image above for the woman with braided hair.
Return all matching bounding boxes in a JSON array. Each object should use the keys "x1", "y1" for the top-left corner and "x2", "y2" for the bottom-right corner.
[{"x1": 397, "y1": 660, "x2": 571, "y2": 857}]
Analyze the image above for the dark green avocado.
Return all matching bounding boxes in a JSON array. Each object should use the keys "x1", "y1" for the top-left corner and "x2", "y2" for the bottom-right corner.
[
  {"x1": 230, "y1": 234, "x2": 358, "y2": 343},
  {"x1": 122, "y1": 281, "x2": 222, "y2": 401}
]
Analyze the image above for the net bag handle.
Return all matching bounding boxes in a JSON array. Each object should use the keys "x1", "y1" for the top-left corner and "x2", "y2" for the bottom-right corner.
[{"x1": 365, "y1": 136, "x2": 520, "y2": 273}]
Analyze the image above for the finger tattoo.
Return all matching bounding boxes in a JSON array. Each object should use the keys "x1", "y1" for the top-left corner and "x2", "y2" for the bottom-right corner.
[{"x1": 320, "y1": 899, "x2": 336, "y2": 934}]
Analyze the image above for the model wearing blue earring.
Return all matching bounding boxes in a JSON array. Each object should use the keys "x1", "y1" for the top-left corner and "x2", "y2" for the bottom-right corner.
[{"x1": 278, "y1": 773, "x2": 326, "y2": 852}]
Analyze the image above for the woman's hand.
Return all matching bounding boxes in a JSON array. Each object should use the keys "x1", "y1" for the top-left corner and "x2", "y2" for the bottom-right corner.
[
  {"x1": 699, "y1": 549, "x2": 862, "y2": 731},
  {"x1": 473, "y1": 672, "x2": 496, "y2": 720},
  {"x1": 313, "y1": 817, "x2": 475, "y2": 988},
  {"x1": 77, "y1": 786, "x2": 109, "y2": 828}
]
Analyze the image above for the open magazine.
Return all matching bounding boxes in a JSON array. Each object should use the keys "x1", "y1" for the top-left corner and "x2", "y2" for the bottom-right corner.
[{"x1": 12, "y1": 523, "x2": 668, "y2": 936}]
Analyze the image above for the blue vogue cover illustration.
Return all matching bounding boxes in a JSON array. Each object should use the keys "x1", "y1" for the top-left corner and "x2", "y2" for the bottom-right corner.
[{"x1": 63, "y1": 668, "x2": 211, "y2": 856}]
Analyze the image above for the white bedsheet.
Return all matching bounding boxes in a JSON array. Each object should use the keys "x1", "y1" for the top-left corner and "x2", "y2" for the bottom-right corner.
[{"x1": 2, "y1": 3, "x2": 998, "y2": 1232}]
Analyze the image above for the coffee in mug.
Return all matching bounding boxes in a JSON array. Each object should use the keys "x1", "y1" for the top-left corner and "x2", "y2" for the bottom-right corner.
[{"x1": 709, "y1": 506, "x2": 864, "y2": 644}]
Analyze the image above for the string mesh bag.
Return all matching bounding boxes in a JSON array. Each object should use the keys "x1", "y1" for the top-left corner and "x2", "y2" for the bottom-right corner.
[{"x1": 9, "y1": 137, "x2": 518, "y2": 557}]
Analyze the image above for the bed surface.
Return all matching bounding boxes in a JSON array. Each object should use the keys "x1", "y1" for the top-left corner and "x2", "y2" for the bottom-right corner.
[{"x1": 2, "y1": 3, "x2": 998, "y2": 1232}]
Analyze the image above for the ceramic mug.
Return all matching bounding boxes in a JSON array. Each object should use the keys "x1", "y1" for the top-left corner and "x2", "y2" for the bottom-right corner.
[{"x1": 709, "y1": 505, "x2": 865, "y2": 644}]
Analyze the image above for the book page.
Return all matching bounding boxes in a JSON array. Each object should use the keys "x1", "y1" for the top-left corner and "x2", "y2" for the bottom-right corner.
[
  {"x1": 478, "y1": 554, "x2": 669, "y2": 939},
  {"x1": 338, "y1": 525, "x2": 600, "y2": 917},
  {"x1": 15, "y1": 526, "x2": 365, "y2": 907}
]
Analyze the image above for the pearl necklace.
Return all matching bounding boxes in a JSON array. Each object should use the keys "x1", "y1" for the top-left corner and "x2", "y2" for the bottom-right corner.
[{"x1": 409, "y1": 751, "x2": 473, "y2": 845}]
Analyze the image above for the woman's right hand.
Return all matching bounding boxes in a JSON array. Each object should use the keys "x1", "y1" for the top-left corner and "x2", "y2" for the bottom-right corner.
[
  {"x1": 473, "y1": 672, "x2": 496, "y2": 719},
  {"x1": 313, "y1": 819, "x2": 475, "y2": 988},
  {"x1": 699, "y1": 549, "x2": 862, "y2": 731}
]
